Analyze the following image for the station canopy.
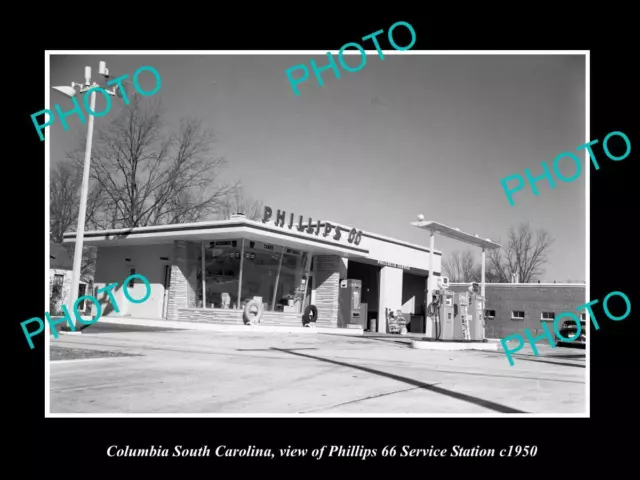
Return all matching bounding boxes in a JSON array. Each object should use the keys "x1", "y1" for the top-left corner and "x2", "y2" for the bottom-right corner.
[{"x1": 411, "y1": 220, "x2": 502, "y2": 250}]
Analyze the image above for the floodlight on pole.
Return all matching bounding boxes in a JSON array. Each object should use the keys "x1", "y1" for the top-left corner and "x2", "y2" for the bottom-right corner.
[
  {"x1": 51, "y1": 86, "x2": 77, "y2": 98},
  {"x1": 52, "y1": 60, "x2": 123, "y2": 330}
]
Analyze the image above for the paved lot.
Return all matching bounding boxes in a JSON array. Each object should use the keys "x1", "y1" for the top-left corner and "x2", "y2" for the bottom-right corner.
[{"x1": 49, "y1": 324, "x2": 586, "y2": 414}]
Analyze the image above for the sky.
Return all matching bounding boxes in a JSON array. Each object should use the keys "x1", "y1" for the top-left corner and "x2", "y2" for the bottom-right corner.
[{"x1": 49, "y1": 53, "x2": 586, "y2": 282}]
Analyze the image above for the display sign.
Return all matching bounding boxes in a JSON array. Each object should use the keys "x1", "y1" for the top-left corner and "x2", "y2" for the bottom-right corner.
[
  {"x1": 377, "y1": 260, "x2": 411, "y2": 271},
  {"x1": 209, "y1": 240, "x2": 237, "y2": 248},
  {"x1": 262, "y1": 206, "x2": 363, "y2": 246}
]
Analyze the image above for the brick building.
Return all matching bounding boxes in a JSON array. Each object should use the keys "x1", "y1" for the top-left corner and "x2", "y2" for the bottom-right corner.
[
  {"x1": 63, "y1": 207, "x2": 443, "y2": 332},
  {"x1": 449, "y1": 283, "x2": 586, "y2": 340}
]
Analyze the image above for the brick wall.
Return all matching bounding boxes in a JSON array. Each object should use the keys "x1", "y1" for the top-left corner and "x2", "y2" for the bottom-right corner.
[
  {"x1": 449, "y1": 283, "x2": 586, "y2": 341},
  {"x1": 167, "y1": 241, "x2": 199, "y2": 321},
  {"x1": 313, "y1": 255, "x2": 345, "y2": 327},
  {"x1": 177, "y1": 308, "x2": 303, "y2": 327}
]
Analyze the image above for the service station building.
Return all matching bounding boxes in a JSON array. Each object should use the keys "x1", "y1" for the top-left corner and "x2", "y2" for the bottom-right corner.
[{"x1": 63, "y1": 210, "x2": 442, "y2": 333}]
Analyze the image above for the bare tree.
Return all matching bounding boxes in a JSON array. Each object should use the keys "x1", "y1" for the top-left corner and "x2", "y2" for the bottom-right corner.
[
  {"x1": 442, "y1": 250, "x2": 481, "y2": 282},
  {"x1": 474, "y1": 264, "x2": 503, "y2": 283},
  {"x1": 67, "y1": 94, "x2": 236, "y2": 229},
  {"x1": 50, "y1": 160, "x2": 106, "y2": 241},
  {"x1": 49, "y1": 160, "x2": 99, "y2": 288},
  {"x1": 50, "y1": 161, "x2": 81, "y2": 243},
  {"x1": 487, "y1": 223, "x2": 554, "y2": 283},
  {"x1": 218, "y1": 186, "x2": 264, "y2": 221}
]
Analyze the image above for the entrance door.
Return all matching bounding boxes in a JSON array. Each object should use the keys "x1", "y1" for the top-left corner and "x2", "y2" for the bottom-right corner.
[{"x1": 162, "y1": 265, "x2": 171, "y2": 318}]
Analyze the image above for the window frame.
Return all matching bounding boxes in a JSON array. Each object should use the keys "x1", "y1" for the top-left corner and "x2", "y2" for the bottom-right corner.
[
  {"x1": 511, "y1": 310, "x2": 525, "y2": 320},
  {"x1": 128, "y1": 267, "x2": 136, "y2": 288}
]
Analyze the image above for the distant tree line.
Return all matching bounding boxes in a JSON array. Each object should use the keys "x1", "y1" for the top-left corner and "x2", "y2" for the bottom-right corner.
[{"x1": 442, "y1": 223, "x2": 557, "y2": 284}]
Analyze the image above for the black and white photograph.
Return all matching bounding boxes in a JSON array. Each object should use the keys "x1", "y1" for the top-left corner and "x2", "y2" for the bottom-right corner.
[{"x1": 43, "y1": 50, "x2": 590, "y2": 416}]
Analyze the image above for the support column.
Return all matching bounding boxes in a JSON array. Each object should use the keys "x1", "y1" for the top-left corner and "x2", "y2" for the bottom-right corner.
[
  {"x1": 481, "y1": 247, "x2": 486, "y2": 340},
  {"x1": 481, "y1": 248, "x2": 486, "y2": 299},
  {"x1": 313, "y1": 255, "x2": 342, "y2": 327},
  {"x1": 377, "y1": 266, "x2": 403, "y2": 334},
  {"x1": 201, "y1": 241, "x2": 206, "y2": 308},
  {"x1": 271, "y1": 246, "x2": 285, "y2": 311},
  {"x1": 237, "y1": 239, "x2": 245, "y2": 309},
  {"x1": 167, "y1": 240, "x2": 198, "y2": 321},
  {"x1": 425, "y1": 230, "x2": 436, "y2": 315}
]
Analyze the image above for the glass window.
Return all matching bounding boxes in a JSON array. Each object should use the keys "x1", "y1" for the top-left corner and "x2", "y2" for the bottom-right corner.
[
  {"x1": 240, "y1": 242, "x2": 282, "y2": 311},
  {"x1": 193, "y1": 238, "x2": 311, "y2": 312},
  {"x1": 541, "y1": 311, "x2": 555, "y2": 320},
  {"x1": 77, "y1": 283, "x2": 88, "y2": 312},
  {"x1": 274, "y1": 249, "x2": 306, "y2": 313},
  {"x1": 485, "y1": 309, "x2": 495, "y2": 318},
  {"x1": 239, "y1": 242, "x2": 310, "y2": 313},
  {"x1": 511, "y1": 311, "x2": 525, "y2": 320},
  {"x1": 202, "y1": 240, "x2": 242, "y2": 308}
]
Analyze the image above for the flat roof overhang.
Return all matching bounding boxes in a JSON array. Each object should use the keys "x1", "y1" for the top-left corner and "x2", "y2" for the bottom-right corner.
[
  {"x1": 62, "y1": 218, "x2": 370, "y2": 259},
  {"x1": 411, "y1": 220, "x2": 502, "y2": 250}
]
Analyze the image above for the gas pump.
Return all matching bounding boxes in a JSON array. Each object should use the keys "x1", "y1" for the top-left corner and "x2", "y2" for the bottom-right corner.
[
  {"x1": 438, "y1": 289, "x2": 455, "y2": 340},
  {"x1": 426, "y1": 277, "x2": 453, "y2": 340},
  {"x1": 468, "y1": 282, "x2": 485, "y2": 341},
  {"x1": 455, "y1": 292, "x2": 471, "y2": 340}
]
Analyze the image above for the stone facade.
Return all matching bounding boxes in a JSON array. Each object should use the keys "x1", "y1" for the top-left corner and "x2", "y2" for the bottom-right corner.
[
  {"x1": 165, "y1": 244, "x2": 347, "y2": 327},
  {"x1": 176, "y1": 308, "x2": 303, "y2": 327},
  {"x1": 167, "y1": 241, "x2": 199, "y2": 321},
  {"x1": 313, "y1": 255, "x2": 346, "y2": 327}
]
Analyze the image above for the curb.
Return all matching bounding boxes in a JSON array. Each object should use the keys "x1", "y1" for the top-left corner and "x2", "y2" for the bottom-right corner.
[
  {"x1": 96, "y1": 317, "x2": 364, "y2": 336},
  {"x1": 410, "y1": 340, "x2": 499, "y2": 351}
]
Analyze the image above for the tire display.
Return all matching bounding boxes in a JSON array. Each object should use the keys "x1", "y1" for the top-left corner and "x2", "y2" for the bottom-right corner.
[
  {"x1": 243, "y1": 299, "x2": 264, "y2": 325},
  {"x1": 302, "y1": 304, "x2": 318, "y2": 326}
]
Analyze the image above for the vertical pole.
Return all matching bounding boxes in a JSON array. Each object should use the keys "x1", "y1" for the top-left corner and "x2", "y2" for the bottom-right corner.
[
  {"x1": 68, "y1": 87, "x2": 96, "y2": 329},
  {"x1": 308, "y1": 253, "x2": 315, "y2": 307},
  {"x1": 271, "y1": 246, "x2": 285, "y2": 311},
  {"x1": 425, "y1": 229, "x2": 435, "y2": 320},
  {"x1": 481, "y1": 247, "x2": 486, "y2": 340},
  {"x1": 481, "y1": 248, "x2": 486, "y2": 299},
  {"x1": 201, "y1": 241, "x2": 206, "y2": 308},
  {"x1": 300, "y1": 253, "x2": 310, "y2": 312},
  {"x1": 237, "y1": 239, "x2": 245, "y2": 309}
]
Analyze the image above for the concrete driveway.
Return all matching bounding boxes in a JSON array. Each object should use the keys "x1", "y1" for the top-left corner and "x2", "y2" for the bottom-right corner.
[{"x1": 49, "y1": 324, "x2": 586, "y2": 415}]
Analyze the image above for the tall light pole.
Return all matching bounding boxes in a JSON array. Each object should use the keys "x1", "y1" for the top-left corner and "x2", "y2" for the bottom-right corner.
[{"x1": 52, "y1": 61, "x2": 124, "y2": 328}]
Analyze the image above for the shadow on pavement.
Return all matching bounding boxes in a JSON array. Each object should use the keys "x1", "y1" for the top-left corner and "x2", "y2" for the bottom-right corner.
[
  {"x1": 272, "y1": 348, "x2": 527, "y2": 414},
  {"x1": 479, "y1": 350, "x2": 585, "y2": 368}
]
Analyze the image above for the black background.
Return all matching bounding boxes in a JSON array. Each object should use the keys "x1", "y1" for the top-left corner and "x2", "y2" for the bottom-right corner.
[{"x1": 10, "y1": 8, "x2": 635, "y2": 475}]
